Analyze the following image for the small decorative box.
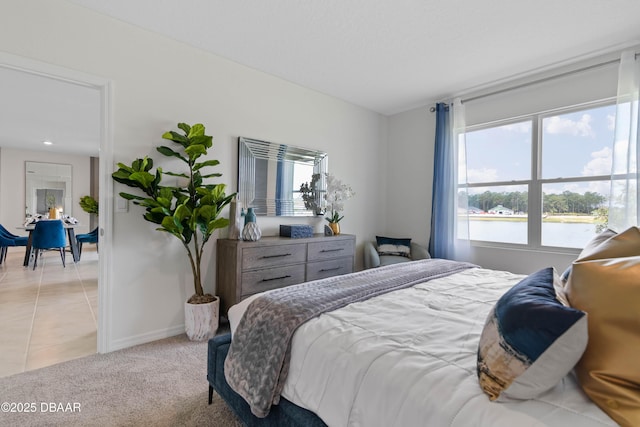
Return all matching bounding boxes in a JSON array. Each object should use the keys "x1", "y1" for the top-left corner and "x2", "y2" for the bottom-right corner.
[{"x1": 279, "y1": 224, "x2": 314, "y2": 239}]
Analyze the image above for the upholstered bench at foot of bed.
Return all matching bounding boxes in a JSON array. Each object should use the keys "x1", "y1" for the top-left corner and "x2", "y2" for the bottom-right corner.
[{"x1": 207, "y1": 333, "x2": 326, "y2": 427}]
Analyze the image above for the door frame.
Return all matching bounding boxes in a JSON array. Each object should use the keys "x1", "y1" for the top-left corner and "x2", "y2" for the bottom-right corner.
[{"x1": 0, "y1": 51, "x2": 114, "y2": 353}]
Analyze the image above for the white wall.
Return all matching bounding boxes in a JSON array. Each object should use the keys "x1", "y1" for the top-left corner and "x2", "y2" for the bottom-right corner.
[
  {"x1": 0, "y1": 0, "x2": 387, "y2": 350},
  {"x1": 387, "y1": 54, "x2": 623, "y2": 275},
  {"x1": 0, "y1": 147, "x2": 92, "y2": 234},
  {"x1": 386, "y1": 106, "x2": 435, "y2": 249}
]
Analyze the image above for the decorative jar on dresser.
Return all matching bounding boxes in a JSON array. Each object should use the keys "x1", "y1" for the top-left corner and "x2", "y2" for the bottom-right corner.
[{"x1": 216, "y1": 234, "x2": 356, "y2": 315}]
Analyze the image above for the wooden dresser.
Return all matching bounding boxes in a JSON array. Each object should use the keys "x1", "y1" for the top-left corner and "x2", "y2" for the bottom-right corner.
[{"x1": 216, "y1": 234, "x2": 355, "y2": 314}]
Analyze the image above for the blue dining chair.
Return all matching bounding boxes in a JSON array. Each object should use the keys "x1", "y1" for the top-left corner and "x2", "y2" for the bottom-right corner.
[
  {"x1": 32, "y1": 220, "x2": 67, "y2": 270},
  {"x1": 0, "y1": 223, "x2": 29, "y2": 244},
  {"x1": 0, "y1": 225, "x2": 28, "y2": 264},
  {"x1": 0, "y1": 234, "x2": 17, "y2": 265},
  {"x1": 76, "y1": 227, "x2": 98, "y2": 260}
]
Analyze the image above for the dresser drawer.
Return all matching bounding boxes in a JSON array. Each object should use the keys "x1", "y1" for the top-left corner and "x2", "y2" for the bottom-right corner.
[
  {"x1": 241, "y1": 265, "x2": 306, "y2": 295},
  {"x1": 217, "y1": 235, "x2": 356, "y2": 314},
  {"x1": 308, "y1": 238, "x2": 355, "y2": 261},
  {"x1": 306, "y1": 257, "x2": 353, "y2": 282},
  {"x1": 242, "y1": 244, "x2": 306, "y2": 270}
]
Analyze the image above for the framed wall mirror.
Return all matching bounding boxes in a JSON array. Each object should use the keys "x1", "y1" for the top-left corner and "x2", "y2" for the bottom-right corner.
[
  {"x1": 25, "y1": 161, "x2": 72, "y2": 217},
  {"x1": 238, "y1": 137, "x2": 328, "y2": 217}
]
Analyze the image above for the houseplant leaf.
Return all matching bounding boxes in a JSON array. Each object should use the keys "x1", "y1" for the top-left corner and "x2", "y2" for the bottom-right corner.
[
  {"x1": 157, "y1": 146, "x2": 188, "y2": 162},
  {"x1": 193, "y1": 159, "x2": 220, "y2": 171}
]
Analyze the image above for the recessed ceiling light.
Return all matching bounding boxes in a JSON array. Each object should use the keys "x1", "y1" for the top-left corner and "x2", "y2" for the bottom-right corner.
[{"x1": 43, "y1": 140, "x2": 53, "y2": 145}]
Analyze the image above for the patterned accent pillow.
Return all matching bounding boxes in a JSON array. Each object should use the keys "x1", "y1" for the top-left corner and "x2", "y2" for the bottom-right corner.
[
  {"x1": 376, "y1": 236, "x2": 411, "y2": 258},
  {"x1": 566, "y1": 226, "x2": 640, "y2": 426},
  {"x1": 477, "y1": 267, "x2": 588, "y2": 401}
]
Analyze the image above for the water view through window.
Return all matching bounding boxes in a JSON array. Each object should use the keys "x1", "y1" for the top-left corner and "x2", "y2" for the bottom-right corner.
[
  {"x1": 460, "y1": 102, "x2": 615, "y2": 249},
  {"x1": 468, "y1": 220, "x2": 602, "y2": 248}
]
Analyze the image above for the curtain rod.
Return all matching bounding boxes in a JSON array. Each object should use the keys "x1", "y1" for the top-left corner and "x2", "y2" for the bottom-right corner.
[{"x1": 429, "y1": 53, "x2": 637, "y2": 112}]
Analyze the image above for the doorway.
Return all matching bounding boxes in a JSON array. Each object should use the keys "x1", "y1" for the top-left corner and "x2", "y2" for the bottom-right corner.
[{"x1": 0, "y1": 52, "x2": 113, "y2": 374}]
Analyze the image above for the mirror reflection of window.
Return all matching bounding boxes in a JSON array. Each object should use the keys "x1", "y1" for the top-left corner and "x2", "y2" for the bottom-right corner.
[
  {"x1": 238, "y1": 137, "x2": 327, "y2": 217},
  {"x1": 25, "y1": 161, "x2": 72, "y2": 217},
  {"x1": 36, "y1": 189, "x2": 64, "y2": 214},
  {"x1": 292, "y1": 163, "x2": 314, "y2": 213}
]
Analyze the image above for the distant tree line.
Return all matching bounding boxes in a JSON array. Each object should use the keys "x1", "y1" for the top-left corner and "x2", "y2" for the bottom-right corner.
[{"x1": 460, "y1": 190, "x2": 606, "y2": 215}]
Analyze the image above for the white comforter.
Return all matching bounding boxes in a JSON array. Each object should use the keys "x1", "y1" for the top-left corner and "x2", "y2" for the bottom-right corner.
[{"x1": 229, "y1": 267, "x2": 616, "y2": 427}]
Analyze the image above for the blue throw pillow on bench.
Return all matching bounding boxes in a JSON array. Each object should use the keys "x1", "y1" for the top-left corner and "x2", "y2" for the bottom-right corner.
[{"x1": 376, "y1": 236, "x2": 411, "y2": 258}]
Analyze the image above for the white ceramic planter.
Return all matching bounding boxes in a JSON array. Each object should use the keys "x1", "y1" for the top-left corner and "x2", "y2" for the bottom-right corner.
[
  {"x1": 242, "y1": 222, "x2": 262, "y2": 241},
  {"x1": 184, "y1": 297, "x2": 219, "y2": 341}
]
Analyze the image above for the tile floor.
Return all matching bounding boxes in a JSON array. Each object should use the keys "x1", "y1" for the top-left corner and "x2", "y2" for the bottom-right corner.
[{"x1": 0, "y1": 245, "x2": 98, "y2": 378}]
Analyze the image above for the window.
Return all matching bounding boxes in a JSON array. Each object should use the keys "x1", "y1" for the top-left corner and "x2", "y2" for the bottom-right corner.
[{"x1": 459, "y1": 102, "x2": 615, "y2": 250}]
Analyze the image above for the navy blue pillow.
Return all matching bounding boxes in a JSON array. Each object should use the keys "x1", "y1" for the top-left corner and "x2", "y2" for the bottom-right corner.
[
  {"x1": 376, "y1": 236, "x2": 411, "y2": 258},
  {"x1": 477, "y1": 267, "x2": 588, "y2": 401},
  {"x1": 497, "y1": 268, "x2": 584, "y2": 360}
]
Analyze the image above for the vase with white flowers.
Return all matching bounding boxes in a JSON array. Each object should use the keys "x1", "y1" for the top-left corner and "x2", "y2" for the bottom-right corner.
[{"x1": 324, "y1": 173, "x2": 355, "y2": 235}]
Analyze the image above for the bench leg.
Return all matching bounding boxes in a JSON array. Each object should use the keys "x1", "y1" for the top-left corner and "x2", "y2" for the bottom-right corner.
[{"x1": 208, "y1": 384, "x2": 214, "y2": 405}]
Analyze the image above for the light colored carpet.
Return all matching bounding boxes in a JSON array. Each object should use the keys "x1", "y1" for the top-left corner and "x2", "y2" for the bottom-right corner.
[{"x1": 0, "y1": 332, "x2": 242, "y2": 427}]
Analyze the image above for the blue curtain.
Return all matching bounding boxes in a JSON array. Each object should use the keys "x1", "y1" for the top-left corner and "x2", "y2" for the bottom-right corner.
[
  {"x1": 275, "y1": 144, "x2": 288, "y2": 216},
  {"x1": 428, "y1": 103, "x2": 456, "y2": 259},
  {"x1": 275, "y1": 155, "x2": 284, "y2": 216}
]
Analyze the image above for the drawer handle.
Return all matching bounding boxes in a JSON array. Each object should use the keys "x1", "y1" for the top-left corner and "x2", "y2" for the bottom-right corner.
[
  {"x1": 261, "y1": 275, "x2": 292, "y2": 282},
  {"x1": 320, "y1": 248, "x2": 343, "y2": 253},
  {"x1": 320, "y1": 267, "x2": 342, "y2": 273},
  {"x1": 261, "y1": 253, "x2": 292, "y2": 259}
]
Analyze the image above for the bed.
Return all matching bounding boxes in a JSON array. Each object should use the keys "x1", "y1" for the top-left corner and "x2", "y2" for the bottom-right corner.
[{"x1": 207, "y1": 257, "x2": 622, "y2": 426}]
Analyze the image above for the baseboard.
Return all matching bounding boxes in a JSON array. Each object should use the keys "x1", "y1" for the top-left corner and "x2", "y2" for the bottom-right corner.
[{"x1": 106, "y1": 324, "x2": 186, "y2": 352}]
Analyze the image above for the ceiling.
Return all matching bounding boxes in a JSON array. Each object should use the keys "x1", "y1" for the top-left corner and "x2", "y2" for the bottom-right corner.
[
  {"x1": 68, "y1": 0, "x2": 640, "y2": 115},
  {"x1": 3, "y1": 1, "x2": 640, "y2": 158},
  {"x1": 0, "y1": 66, "x2": 101, "y2": 156}
]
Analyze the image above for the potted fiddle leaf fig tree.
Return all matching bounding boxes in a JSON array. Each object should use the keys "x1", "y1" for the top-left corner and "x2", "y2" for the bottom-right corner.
[{"x1": 112, "y1": 123, "x2": 235, "y2": 341}]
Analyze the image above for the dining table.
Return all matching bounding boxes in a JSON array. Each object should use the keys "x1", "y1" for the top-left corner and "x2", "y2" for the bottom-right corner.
[{"x1": 18, "y1": 221, "x2": 81, "y2": 267}]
